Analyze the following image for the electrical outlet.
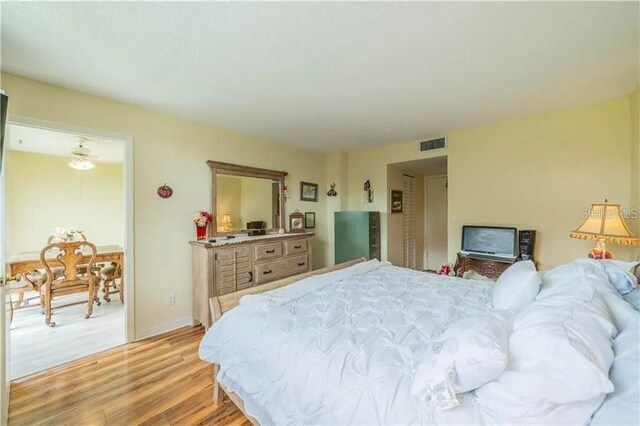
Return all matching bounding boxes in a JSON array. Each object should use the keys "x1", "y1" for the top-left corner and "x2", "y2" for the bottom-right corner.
[{"x1": 166, "y1": 293, "x2": 176, "y2": 306}]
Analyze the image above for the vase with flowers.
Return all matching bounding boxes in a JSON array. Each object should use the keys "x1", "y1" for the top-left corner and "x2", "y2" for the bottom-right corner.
[
  {"x1": 437, "y1": 263, "x2": 455, "y2": 277},
  {"x1": 51, "y1": 227, "x2": 85, "y2": 243},
  {"x1": 193, "y1": 211, "x2": 212, "y2": 240}
]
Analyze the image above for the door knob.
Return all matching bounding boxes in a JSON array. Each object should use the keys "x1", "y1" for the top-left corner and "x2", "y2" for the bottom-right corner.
[{"x1": 0, "y1": 274, "x2": 21, "y2": 288}]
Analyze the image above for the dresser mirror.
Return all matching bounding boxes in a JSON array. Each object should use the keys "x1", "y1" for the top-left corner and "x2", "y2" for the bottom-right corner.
[{"x1": 208, "y1": 161, "x2": 286, "y2": 237}]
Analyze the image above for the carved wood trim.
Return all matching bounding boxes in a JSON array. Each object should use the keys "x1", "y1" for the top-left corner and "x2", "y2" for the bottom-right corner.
[{"x1": 208, "y1": 161, "x2": 287, "y2": 237}]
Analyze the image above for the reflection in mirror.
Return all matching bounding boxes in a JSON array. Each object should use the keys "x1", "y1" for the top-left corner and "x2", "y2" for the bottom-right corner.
[{"x1": 216, "y1": 175, "x2": 280, "y2": 233}]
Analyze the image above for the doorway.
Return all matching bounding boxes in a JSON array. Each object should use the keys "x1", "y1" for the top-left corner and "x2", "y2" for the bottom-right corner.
[
  {"x1": 3, "y1": 117, "x2": 134, "y2": 380},
  {"x1": 387, "y1": 156, "x2": 448, "y2": 271}
]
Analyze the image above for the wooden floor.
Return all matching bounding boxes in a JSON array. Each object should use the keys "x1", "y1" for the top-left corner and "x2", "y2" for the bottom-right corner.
[{"x1": 8, "y1": 326, "x2": 250, "y2": 426}]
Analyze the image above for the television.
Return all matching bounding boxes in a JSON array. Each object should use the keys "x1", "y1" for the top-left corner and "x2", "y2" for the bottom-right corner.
[{"x1": 461, "y1": 225, "x2": 517, "y2": 257}]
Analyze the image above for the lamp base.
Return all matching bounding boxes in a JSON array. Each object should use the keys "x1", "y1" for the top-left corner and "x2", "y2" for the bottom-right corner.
[{"x1": 588, "y1": 248, "x2": 612, "y2": 259}]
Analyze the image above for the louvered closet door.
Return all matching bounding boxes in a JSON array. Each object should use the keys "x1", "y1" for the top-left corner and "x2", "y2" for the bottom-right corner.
[{"x1": 403, "y1": 175, "x2": 416, "y2": 269}]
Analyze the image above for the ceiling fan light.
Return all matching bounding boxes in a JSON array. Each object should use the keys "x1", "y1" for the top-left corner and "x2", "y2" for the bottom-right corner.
[{"x1": 68, "y1": 158, "x2": 95, "y2": 170}]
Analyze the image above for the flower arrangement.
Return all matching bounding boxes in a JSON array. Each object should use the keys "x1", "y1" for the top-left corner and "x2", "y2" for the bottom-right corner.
[
  {"x1": 437, "y1": 263, "x2": 455, "y2": 276},
  {"x1": 51, "y1": 227, "x2": 85, "y2": 243},
  {"x1": 193, "y1": 211, "x2": 212, "y2": 227}
]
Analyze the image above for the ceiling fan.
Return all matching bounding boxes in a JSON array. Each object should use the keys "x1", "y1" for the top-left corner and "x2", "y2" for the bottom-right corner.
[{"x1": 68, "y1": 137, "x2": 98, "y2": 170}]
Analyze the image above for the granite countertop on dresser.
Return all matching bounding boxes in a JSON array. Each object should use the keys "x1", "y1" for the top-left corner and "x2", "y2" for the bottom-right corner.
[{"x1": 189, "y1": 232, "x2": 314, "y2": 248}]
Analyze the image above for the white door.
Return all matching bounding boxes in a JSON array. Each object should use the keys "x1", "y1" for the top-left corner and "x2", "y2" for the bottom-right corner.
[
  {"x1": 425, "y1": 176, "x2": 448, "y2": 271},
  {"x1": 403, "y1": 175, "x2": 416, "y2": 269}
]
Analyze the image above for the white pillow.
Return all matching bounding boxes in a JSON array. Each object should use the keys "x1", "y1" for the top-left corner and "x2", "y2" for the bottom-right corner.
[
  {"x1": 411, "y1": 310, "x2": 512, "y2": 395},
  {"x1": 597, "y1": 260, "x2": 639, "y2": 295},
  {"x1": 492, "y1": 260, "x2": 541, "y2": 311},
  {"x1": 475, "y1": 289, "x2": 617, "y2": 425}
]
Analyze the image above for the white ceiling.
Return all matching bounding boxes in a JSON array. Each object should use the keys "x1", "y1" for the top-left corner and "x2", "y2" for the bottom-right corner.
[
  {"x1": 1, "y1": 2, "x2": 638, "y2": 152},
  {"x1": 6, "y1": 124, "x2": 124, "y2": 163}
]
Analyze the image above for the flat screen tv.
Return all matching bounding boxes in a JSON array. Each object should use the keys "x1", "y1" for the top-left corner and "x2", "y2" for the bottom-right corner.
[{"x1": 461, "y1": 225, "x2": 517, "y2": 257}]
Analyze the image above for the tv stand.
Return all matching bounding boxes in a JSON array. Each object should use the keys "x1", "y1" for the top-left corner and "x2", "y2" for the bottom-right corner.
[{"x1": 454, "y1": 252, "x2": 531, "y2": 280}]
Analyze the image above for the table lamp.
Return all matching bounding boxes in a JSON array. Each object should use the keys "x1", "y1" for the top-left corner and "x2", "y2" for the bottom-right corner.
[
  {"x1": 222, "y1": 214, "x2": 233, "y2": 232},
  {"x1": 570, "y1": 200, "x2": 638, "y2": 259}
]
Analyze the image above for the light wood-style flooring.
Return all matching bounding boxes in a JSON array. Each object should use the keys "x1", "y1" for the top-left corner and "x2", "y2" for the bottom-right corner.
[
  {"x1": 9, "y1": 326, "x2": 250, "y2": 426},
  {"x1": 10, "y1": 291, "x2": 125, "y2": 379}
]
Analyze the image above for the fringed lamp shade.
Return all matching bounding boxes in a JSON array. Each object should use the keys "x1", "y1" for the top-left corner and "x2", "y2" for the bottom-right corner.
[{"x1": 570, "y1": 201, "x2": 638, "y2": 258}]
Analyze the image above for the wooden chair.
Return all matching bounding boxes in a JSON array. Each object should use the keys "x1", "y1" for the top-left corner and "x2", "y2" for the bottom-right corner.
[
  {"x1": 40, "y1": 240, "x2": 101, "y2": 327},
  {"x1": 100, "y1": 262, "x2": 124, "y2": 304},
  {"x1": 7, "y1": 270, "x2": 47, "y2": 322}
]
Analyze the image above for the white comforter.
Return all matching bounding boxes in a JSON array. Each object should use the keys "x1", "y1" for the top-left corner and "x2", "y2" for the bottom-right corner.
[
  {"x1": 199, "y1": 260, "x2": 495, "y2": 425},
  {"x1": 199, "y1": 259, "x2": 640, "y2": 425}
]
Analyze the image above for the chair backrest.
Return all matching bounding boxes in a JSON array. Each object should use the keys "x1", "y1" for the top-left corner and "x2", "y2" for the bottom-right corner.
[{"x1": 40, "y1": 240, "x2": 97, "y2": 288}]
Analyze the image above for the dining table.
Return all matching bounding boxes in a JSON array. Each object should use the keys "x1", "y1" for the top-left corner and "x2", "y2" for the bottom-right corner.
[{"x1": 5, "y1": 245, "x2": 124, "y2": 316}]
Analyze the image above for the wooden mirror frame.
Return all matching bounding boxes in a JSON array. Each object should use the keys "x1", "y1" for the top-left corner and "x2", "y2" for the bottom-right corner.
[{"x1": 208, "y1": 161, "x2": 287, "y2": 237}]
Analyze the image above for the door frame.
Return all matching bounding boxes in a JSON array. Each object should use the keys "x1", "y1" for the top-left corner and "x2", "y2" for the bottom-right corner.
[
  {"x1": 6, "y1": 114, "x2": 135, "y2": 343},
  {"x1": 423, "y1": 174, "x2": 448, "y2": 271}
]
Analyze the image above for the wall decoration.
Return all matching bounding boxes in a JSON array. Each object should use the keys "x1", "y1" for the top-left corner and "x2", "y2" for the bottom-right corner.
[
  {"x1": 361, "y1": 180, "x2": 374, "y2": 203},
  {"x1": 390, "y1": 190, "x2": 403, "y2": 213},
  {"x1": 289, "y1": 211, "x2": 306, "y2": 233},
  {"x1": 300, "y1": 181, "x2": 318, "y2": 202},
  {"x1": 327, "y1": 183, "x2": 338, "y2": 197},
  {"x1": 304, "y1": 212, "x2": 316, "y2": 228},
  {"x1": 157, "y1": 183, "x2": 173, "y2": 199}
]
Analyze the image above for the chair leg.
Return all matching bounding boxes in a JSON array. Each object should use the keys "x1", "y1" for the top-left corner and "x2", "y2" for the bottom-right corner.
[
  {"x1": 119, "y1": 277, "x2": 124, "y2": 304},
  {"x1": 86, "y1": 280, "x2": 95, "y2": 319},
  {"x1": 8, "y1": 294, "x2": 14, "y2": 323},
  {"x1": 45, "y1": 289, "x2": 54, "y2": 327},
  {"x1": 13, "y1": 291, "x2": 24, "y2": 309},
  {"x1": 103, "y1": 278, "x2": 112, "y2": 302},
  {"x1": 93, "y1": 283, "x2": 102, "y2": 307}
]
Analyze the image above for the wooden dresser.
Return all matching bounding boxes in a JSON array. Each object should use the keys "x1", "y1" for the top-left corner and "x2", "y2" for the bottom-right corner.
[{"x1": 190, "y1": 233, "x2": 314, "y2": 328}]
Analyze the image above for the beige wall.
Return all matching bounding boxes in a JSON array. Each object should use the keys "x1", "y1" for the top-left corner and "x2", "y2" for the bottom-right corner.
[
  {"x1": 5, "y1": 150, "x2": 123, "y2": 253},
  {"x1": 347, "y1": 96, "x2": 635, "y2": 270},
  {"x1": 324, "y1": 152, "x2": 349, "y2": 265},
  {"x1": 1, "y1": 73, "x2": 329, "y2": 336},
  {"x1": 630, "y1": 87, "x2": 639, "y2": 261}
]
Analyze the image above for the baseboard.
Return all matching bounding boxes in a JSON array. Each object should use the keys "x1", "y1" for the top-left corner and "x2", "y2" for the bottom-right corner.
[{"x1": 135, "y1": 316, "x2": 195, "y2": 341}]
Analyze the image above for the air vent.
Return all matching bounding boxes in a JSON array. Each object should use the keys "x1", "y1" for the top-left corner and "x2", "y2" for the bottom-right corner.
[{"x1": 419, "y1": 137, "x2": 446, "y2": 152}]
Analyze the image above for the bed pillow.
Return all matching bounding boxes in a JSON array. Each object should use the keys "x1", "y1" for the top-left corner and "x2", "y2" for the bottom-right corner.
[
  {"x1": 411, "y1": 310, "x2": 512, "y2": 396},
  {"x1": 475, "y1": 286, "x2": 617, "y2": 425},
  {"x1": 492, "y1": 260, "x2": 540, "y2": 311},
  {"x1": 597, "y1": 260, "x2": 639, "y2": 295}
]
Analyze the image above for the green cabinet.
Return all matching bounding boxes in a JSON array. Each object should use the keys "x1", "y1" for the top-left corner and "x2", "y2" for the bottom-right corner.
[{"x1": 334, "y1": 211, "x2": 380, "y2": 264}]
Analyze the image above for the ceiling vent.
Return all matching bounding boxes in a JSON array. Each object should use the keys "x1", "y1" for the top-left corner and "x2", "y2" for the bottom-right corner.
[{"x1": 419, "y1": 137, "x2": 446, "y2": 152}]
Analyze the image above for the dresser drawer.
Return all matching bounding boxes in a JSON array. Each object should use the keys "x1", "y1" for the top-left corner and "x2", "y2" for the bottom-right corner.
[
  {"x1": 255, "y1": 242, "x2": 283, "y2": 262},
  {"x1": 283, "y1": 254, "x2": 309, "y2": 276},
  {"x1": 284, "y1": 239, "x2": 308, "y2": 256},
  {"x1": 254, "y1": 261, "x2": 282, "y2": 285}
]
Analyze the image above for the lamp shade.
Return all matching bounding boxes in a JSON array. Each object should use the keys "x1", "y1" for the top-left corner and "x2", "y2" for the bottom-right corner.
[
  {"x1": 222, "y1": 214, "x2": 232, "y2": 224},
  {"x1": 68, "y1": 159, "x2": 95, "y2": 170},
  {"x1": 570, "y1": 201, "x2": 638, "y2": 245}
]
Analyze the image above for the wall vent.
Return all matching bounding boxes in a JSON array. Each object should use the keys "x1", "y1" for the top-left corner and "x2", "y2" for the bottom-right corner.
[{"x1": 419, "y1": 137, "x2": 446, "y2": 152}]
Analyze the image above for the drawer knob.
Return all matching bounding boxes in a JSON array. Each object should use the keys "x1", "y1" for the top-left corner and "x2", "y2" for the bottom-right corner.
[
  {"x1": 294, "y1": 245, "x2": 302, "y2": 249},
  {"x1": 263, "y1": 269, "x2": 272, "y2": 275},
  {"x1": 297, "y1": 262, "x2": 305, "y2": 266},
  {"x1": 266, "y1": 249, "x2": 275, "y2": 254}
]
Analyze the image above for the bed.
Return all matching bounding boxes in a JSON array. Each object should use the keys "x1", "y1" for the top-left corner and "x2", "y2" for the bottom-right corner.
[{"x1": 200, "y1": 257, "x2": 640, "y2": 425}]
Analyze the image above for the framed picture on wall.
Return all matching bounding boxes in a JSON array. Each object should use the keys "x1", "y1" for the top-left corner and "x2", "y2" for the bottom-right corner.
[
  {"x1": 390, "y1": 190, "x2": 403, "y2": 213},
  {"x1": 304, "y1": 212, "x2": 316, "y2": 228},
  {"x1": 300, "y1": 181, "x2": 318, "y2": 202}
]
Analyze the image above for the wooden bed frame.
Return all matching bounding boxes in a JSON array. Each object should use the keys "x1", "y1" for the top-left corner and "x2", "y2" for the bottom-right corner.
[{"x1": 208, "y1": 257, "x2": 367, "y2": 425}]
